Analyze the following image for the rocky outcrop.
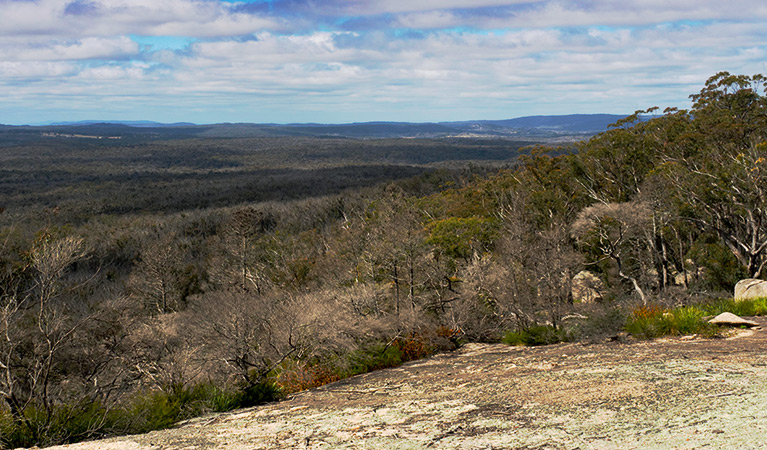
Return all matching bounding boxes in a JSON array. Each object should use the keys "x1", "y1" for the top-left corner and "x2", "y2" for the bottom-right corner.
[
  {"x1": 571, "y1": 271, "x2": 604, "y2": 303},
  {"x1": 42, "y1": 325, "x2": 767, "y2": 450},
  {"x1": 734, "y1": 278, "x2": 767, "y2": 301},
  {"x1": 708, "y1": 312, "x2": 759, "y2": 327}
]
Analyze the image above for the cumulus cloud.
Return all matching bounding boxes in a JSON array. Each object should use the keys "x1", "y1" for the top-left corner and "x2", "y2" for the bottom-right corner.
[
  {"x1": 0, "y1": 36, "x2": 139, "y2": 61},
  {"x1": 1, "y1": 0, "x2": 766, "y2": 124},
  {"x1": 0, "y1": 0, "x2": 285, "y2": 38}
]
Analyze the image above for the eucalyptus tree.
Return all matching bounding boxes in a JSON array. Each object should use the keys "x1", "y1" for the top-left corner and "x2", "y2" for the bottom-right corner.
[{"x1": 658, "y1": 72, "x2": 767, "y2": 277}]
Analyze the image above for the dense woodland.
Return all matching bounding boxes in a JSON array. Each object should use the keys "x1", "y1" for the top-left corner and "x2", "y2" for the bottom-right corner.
[{"x1": 1, "y1": 72, "x2": 766, "y2": 447}]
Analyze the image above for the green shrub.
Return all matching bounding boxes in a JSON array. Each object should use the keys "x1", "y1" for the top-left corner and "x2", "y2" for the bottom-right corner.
[
  {"x1": 0, "y1": 400, "x2": 116, "y2": 449},
  {"x1": 116, "y1": 380, "x2": 279, "y2": 436},
  {"x1": 701, "y1": 297, "x2": 767, "y2": 317},
  {"x1": 121, "y1": 385, "x2": 188, "y2": 434},
  {"x1": 238, "y1": 380, "x2": 281, "y2": 408},
  {"x1": 688, "y1": 236, "x2": 749, "y2": 292},
  {"x1": 209, "y1": 387, "x2": 245, "y2": 412},
  {"x1": 502, "y1": 325, "x2": 569, "y2": 346},
  {"x1": 625, "y1": 304, "x2": 668, "y2": 339},
  {"x1": 344, "y1": 343, "x2": 404, "y2": 377},
  {"x1": 625, "y1": 304, "x2": 717, "y2": 339},
  {"x1": 668, "y1": 306, "x2": 717, "y2": 336}
]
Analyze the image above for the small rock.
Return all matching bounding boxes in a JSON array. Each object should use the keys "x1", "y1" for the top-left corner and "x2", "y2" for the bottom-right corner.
[
  {"x1": 607, "y1": 332, "x2": 629, "y2": 342},
  {"x1": 707, "y1": 312, "x2": 759, "y2": 327}
]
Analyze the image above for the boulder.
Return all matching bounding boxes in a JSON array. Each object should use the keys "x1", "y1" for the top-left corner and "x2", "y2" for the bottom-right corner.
[
  {"x1": 734, "y1": 278, "x2": 767, "y2": 301},
  {"x1": 571, "y1": 271, "x2": 604, "y2": 304},
  {"x1": 708, "y1": 312, "x2": 759, "y2": 327}
]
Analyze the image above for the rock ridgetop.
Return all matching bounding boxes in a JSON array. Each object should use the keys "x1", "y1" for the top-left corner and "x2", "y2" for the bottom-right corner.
[{"x1": 41, "y1": 317, "x2": 767, "y2": 450}]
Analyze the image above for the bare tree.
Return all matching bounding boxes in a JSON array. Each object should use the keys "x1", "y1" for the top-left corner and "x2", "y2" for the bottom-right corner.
[
  {"x1": 0, "y1": 235, "x2": 90, "y2": 440},
  {"x1": 130, "y1": 234, "x2": 186, "y2": 314},
  {"x1": 572, "y1": 201, "x2": 655, "y2": 303},
  {"x1": 187, "y1": 288, "x2": 358, "y2": 389},
  {"x1": 453, "y1": 191, "x2": 581, "y2": 338}
]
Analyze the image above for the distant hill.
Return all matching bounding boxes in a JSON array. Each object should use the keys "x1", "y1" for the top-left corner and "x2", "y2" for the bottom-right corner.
[
  {"x1": 42, "y1": 120, "x2": 197, "y2": 127},
  {"x1": 442, "y1": 114, "x2": 628, "y2": 133},
  {"x1": 12, "y1": 114, "x2": 631, "y2": 140},
  {"x1": 194, "y1": 122, "x2": 457, "y2": 138}
]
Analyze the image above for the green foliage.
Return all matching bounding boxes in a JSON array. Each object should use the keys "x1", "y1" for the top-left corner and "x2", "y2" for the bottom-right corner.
[
  {"x1": 625, "y1": 304, "x2": 720, "y2": 340},
  {"x1": 426, "y1": 216, "x2": 499, "y2": 260},
  {"x1": 344, "y1": 343, "x2": 406, "y2": 377},
  {"x1": 122, "y1": 384, "x2": 200, "y2": 434},
  {"x1": 688, "y1": 235, "x2": 748, "y2": 291},
  {"x1": 0, "y1": 400, "x2": 115, "y2": 449},
  {"x1": 0, "y1": 381, "x2": 280, "y2": 448},
  {"x1": 115, "y1": 381, "x2": 280, "y2": 436},
  {"x1": 502, "y1": 325, "x2": 570, "y2": 346},
  {"x1": 238, "y1": 379, "x2": 282, "y2": 408},
  {"x1": 699, "y1": 297, "x2": 767, "y2": 317},
  {"x1": 339, "y1": 335, "x2": 433, "y2": 378}
]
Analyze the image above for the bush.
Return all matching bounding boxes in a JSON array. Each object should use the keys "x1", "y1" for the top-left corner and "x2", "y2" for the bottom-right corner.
[
  {"x1": 275, "y1": 334, "x2": 436, "y2": 395},
  {"x1": 700, "y1": 297, "x2": 767, "y2": 317},
  {"x1": 625, "y1": 304, "x2": 717, "y2": 339},
  {"x1": 502, "y1": 325, "x2": 570, "y2": 346},
  {"x1": 624, "y1": 304, "x2": 667, "y2": 339},
  {"x1": 117, "y1": 380, "x2": 280, "y2": 436},
  {"x1": 0, "y1": 400, "x2": 115, "y2": 449},
  {"x1": 688, "y1": 236, "x2": 749, "y2": 292},
  {"x1": 238, "y1": 380, "x2": 281, "y2": 408}
]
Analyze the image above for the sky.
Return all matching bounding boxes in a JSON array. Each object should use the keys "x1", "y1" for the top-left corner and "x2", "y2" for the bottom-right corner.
[{"x1": 1, "y1": 0, "x2": 767, "y2": 125}]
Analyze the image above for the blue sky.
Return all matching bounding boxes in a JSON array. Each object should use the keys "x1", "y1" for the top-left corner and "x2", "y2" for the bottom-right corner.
[{"x1": 1, "y1": 0, "x2": 766, "y2": 125}]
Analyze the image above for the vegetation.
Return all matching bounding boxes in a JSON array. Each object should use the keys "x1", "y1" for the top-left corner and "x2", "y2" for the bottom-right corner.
[
  {"x1": 502, "y1": 325, "x2": 571, "y2": 346},
  {"x1": 1, "y1": 71, "x2": 767, "y2": 447},
  {"x1": 625, "y1": 297, "x2": 767, "y2": 340}
]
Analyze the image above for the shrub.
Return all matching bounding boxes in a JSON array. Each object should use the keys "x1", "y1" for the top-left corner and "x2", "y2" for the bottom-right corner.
[
  {"x1": 0, "y1": 400, "x2": 115, "y2": 449},
  {"x1": 700, "y1": 297, "x2": 767, "y2": 317},
  {"x1": 502, "y1": 325, "x2": 570, "y2": 346},
  {"x1": 277, "y1": 362, "x2": 343, "y2": 394},
  {"x1": 238, "y1": 380, "x2": 281, "y2": 408},
  {"x1": 624, "y1": 304, "x2": 667, "y2": 339},
  {"x1": 344, "y1": 342, "x2": 404, "y2": 376},
  {"x1": 668, "y1": 306, "x2": 717, "y2": 336},
  {"x1": 625, "y1": 304, "x2": 717, "y2": 339},
  {"x1": 275, "y1": 333, "x2": 438, "y2": 395},
  {"x1": 117, "y1": 380, "x2": 280, "y2": 436}
]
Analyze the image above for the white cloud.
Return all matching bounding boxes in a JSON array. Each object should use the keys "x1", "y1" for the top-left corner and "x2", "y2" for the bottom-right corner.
[
  {"x1": 0, "y1": 0, "x2": 284, "y2": 38},
  {"x1": 1, "y1": 0, "x2": 767, "y2": 124},
  {"x1": 0, "y1": 36, "x2": 139, "y2": 61},
  {"x1": 0, "y1": 61, "x2": 77, "y2": 79},
  {"x1": 321, "y1": 0, "x2": 538, "y2": 16},
  {"x1": 477, "y1": 0, "x2": 767, "y2": 29}
]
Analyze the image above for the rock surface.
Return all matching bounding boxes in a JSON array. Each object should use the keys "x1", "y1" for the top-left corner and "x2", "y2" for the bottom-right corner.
[
  {"x1": 708, "y1": 312, "x2": 759, "y2": 327},
  {"x1": 43, "y1": 317, "x2": 767, "y2": 450},
  {"x1": 734, "y1": 278, "x2": 767, "y2": 300}
]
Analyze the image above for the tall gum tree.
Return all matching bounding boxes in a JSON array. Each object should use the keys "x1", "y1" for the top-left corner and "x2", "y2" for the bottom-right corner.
[{"x1": 659, "y1": 73, "x2": 767, "y2": 277}]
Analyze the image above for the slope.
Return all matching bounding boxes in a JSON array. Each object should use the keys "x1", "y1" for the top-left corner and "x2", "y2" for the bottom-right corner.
[{"x1": 46, "y1": 319, "x2": 767, "y2": 450}]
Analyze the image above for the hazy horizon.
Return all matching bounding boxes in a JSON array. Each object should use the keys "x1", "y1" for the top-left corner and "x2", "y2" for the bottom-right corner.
[{"x1": 13, "y1": 112, "x2": 627, "y2": 128}]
